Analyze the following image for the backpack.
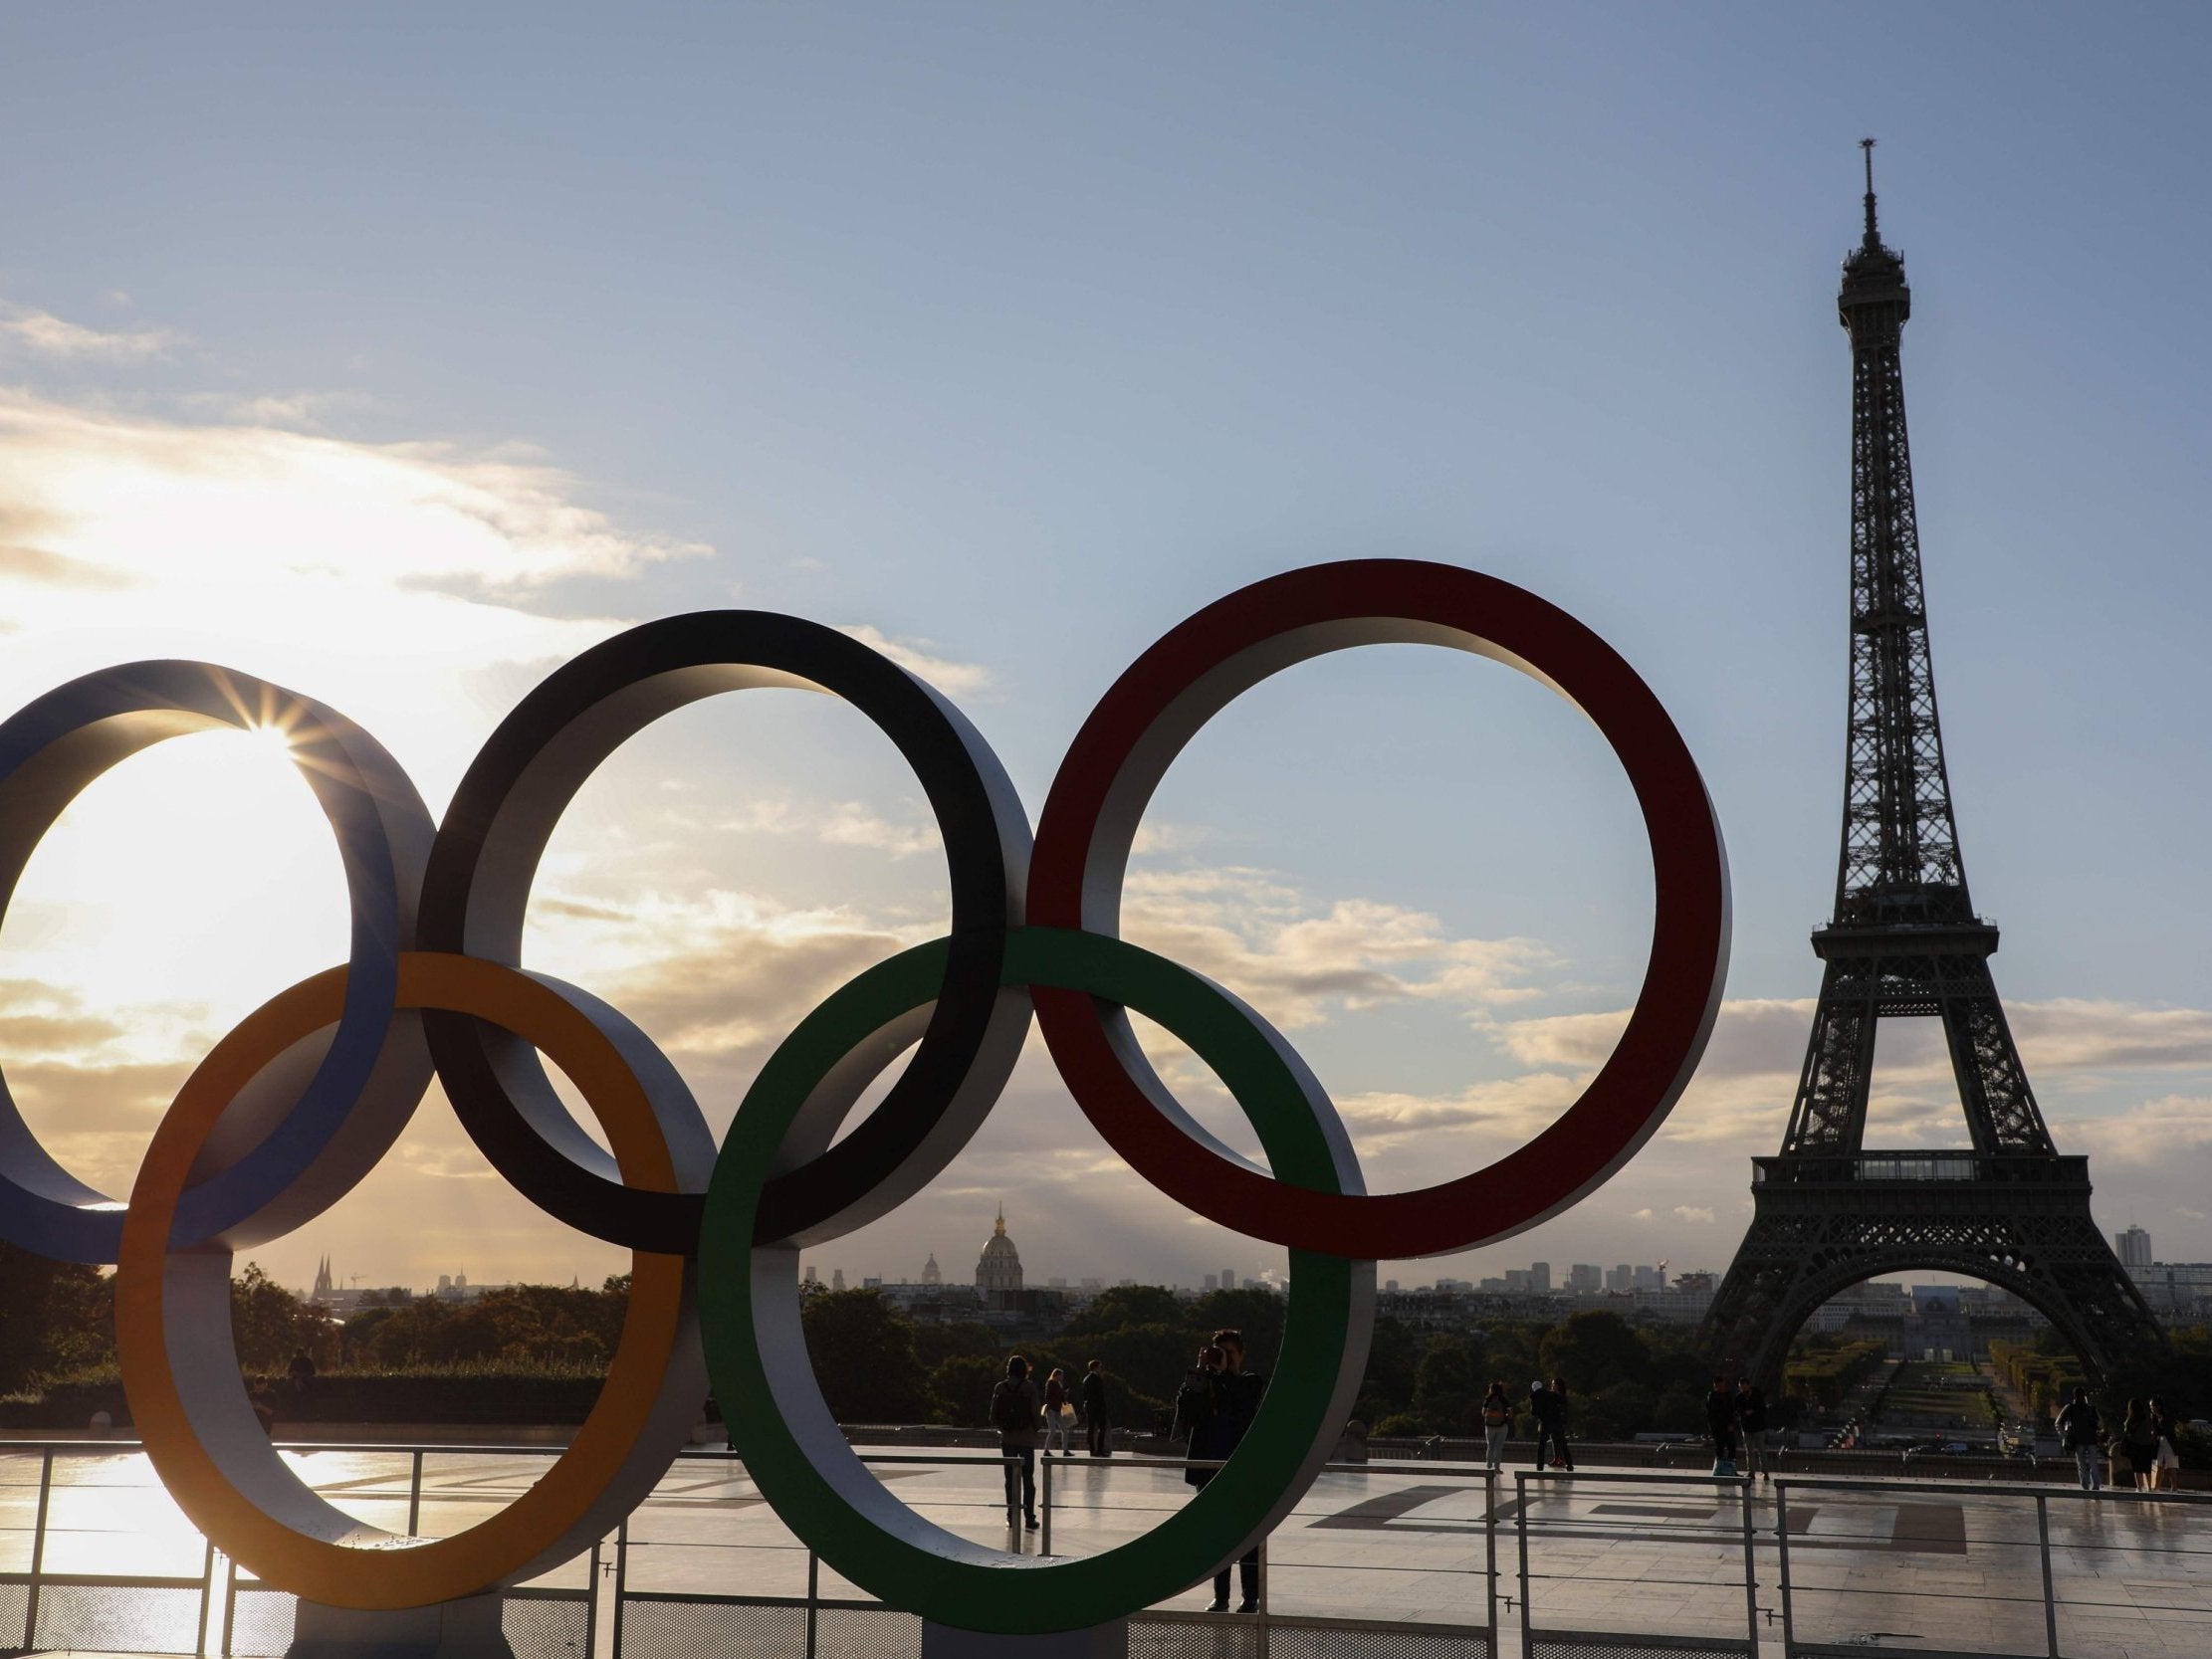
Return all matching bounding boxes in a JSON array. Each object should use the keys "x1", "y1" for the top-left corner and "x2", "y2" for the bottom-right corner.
[
  {"x1": 1480, "y1": 1400, "x2": 1510, "y2": 1428},
  {"x1": 990, "y1": 1379, "x2": 1032, "y2": 1435}
]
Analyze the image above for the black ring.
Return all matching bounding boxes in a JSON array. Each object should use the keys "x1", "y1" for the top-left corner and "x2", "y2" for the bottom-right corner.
[{"x1": 419, "y1": 613, "x2": 1031, "y2": 1252}]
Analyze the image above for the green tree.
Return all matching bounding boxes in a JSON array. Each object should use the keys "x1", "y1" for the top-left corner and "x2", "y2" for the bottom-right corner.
[
  {"x1": 1412, "y1": 1334, "x2": 1478, "y2": 1432},
  {"x1": 0, "y1": 1240, "x2": 113, "y2": 1390},
  {"x1": 1354, "y1": 1316, "x2": 1419, "y2": 1424},
  {"x1": 231, "y1": 1262, "x2": 334, "y2": 1369},
  {"x1": 800, "y1": 1291, "x2": 932, "y2": 1422},
  {"x1": 929, "y1": 1352, "x2": 1008, "y2": 1428},
  {"x1": 913, "y1": 1321, "x2": 1002, "y2": 1370},
  {"x1": 1538, "y1": 1311, "x2": 1648, "y2": 1392},
  {"x1": 1061, "y1": 1285, "x2": 1183, "y2": 1338},
  {"x1": 1579, "y1": 1380, "x2": 1659, "y2": 1440}
]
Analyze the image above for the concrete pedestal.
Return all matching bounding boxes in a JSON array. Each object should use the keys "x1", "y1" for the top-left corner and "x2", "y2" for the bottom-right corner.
[
  {"x1": 286, "y1": 1593, "x2": 514, "y2": 1659},
  {"x1": 920, "y1": 1619, "x2": 1129, "y2": 1659}
]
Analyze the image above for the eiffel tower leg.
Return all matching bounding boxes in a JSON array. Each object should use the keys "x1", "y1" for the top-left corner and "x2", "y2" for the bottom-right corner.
[{"x1": 1704, "y1": 1213, "x2": 1827, "y2": 1386}]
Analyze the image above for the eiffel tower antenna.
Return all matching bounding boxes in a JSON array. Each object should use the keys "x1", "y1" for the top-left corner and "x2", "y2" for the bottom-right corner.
[
  {"x1": 1861, "y1": 137, "x2": 1880, "y2": 244},
  {"x1": 1703, "y1": 148, "x2": 2166, "y2": 1391}
]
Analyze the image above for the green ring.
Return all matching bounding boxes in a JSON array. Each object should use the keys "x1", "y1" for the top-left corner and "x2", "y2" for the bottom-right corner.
[{"x1": 700, "y1": 926, "x2": 1372, "y2": 1634}]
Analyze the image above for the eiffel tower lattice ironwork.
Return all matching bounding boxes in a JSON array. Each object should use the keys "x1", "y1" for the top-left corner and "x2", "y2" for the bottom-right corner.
[{"x1": 1703, "y1": 143, "x2": 2166, "y2": 1386}]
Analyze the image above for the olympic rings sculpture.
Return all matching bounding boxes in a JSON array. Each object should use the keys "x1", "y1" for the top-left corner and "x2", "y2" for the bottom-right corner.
[{"x1": 0, "y1": 560, "x2": 1728, "y2": 1634}]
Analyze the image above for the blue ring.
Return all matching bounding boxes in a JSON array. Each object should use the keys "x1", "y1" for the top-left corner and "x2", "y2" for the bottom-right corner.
[{"x1": 0, "y1": 662, "x2": 435, "y2": 1261}]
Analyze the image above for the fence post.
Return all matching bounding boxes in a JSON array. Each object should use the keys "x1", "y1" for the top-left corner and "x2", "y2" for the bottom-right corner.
[
  {"x1": 1738, "y1": 1476, "x2": 1758, "y2": 1653},
  {"x1": 221, "y1": 1556, "x2": 238, "y2": 1658},
  {"x1": 1775, "y1": 1481, "x2": 1796, "y2": 1655},
  {"x1": 1256, "y1": 1538, "x2": 1269, "y2": 1659},
  {"x1": 407, "y1": 1449, "x2": 424, "y2": 1538},
  {"x1": 1483, "y1": 1469, "x2": 1497, "y2": 1644},
  {"x1": 584, "y1": 1541, "x2": 599, "y2": 1659},
  {"x1": 2036, "y1": 1493, "x2": 2059, "y2": 1658},
  {"x1": 198, "y1": 1537, "x2": 216, "y2": 1657},
  {"x1": 24, "y1": 1446, "x2": 53, "y2": 1650},
  {"x1": 1515, "y1": 1471, "x2": 1532, "y2": 1655},
  {"x1": 1040, "y1": 1451, "x2": 1052, "y2": 1557},
  {"x1": 805, "y1": 1549, "x2": 819, "y2": 1659},
  {"x1": 610, "y1": 1519, "x2": 627, "y2": 1659}
]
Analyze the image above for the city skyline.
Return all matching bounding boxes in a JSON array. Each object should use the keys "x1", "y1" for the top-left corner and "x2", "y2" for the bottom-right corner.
[{"x1": 1, "y1": 10, "x2": 2209, "y2": 1300}]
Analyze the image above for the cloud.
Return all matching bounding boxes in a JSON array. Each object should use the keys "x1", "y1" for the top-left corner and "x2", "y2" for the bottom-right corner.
[
  {"x1": 2048, "y1": 1096, "x2": 2212, "y2": 1169},
  {"x1": 520, "y1": 887, "x2": 940, "y2": 1111},
  {"x1": 2012, "y1": 1001, "x2": 2212, "y2": 1074},
  {"x1": 716, "y1": 797, "x2": 942, "y2": 859},
  {"x1": 0, "y1": 389, "x2": 717, "y2": 815},
  {"x1": 0, "y1": 390, "x2": 707, "y2": 602},
  {"x1": 1122, "y1": 867, "x2": 1552, "y2": 1033},
  {"x1": 1671, "y1": 1205, "x2": 1715, "y2": 1224},
  {"x1": 838, "y1": 625, "x2": 995, "y2": 696},
  {"x1": 1629, "y1": 1207, "x2": 1655, "y2": 1220},
  {"x1": 1, "y1": 299, "x2": 180, "y2": 361}
]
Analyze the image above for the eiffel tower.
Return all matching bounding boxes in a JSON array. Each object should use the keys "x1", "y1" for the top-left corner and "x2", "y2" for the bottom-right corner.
[{"x1": 1703, "y1": 144, "x2": 2166, "y2": 1388}]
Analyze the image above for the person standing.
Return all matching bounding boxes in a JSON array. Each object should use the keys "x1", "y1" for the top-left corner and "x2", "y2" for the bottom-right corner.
[
  {"x1": 1543, "y1": 1377, "x2": 1576, "y2": 1473},
  {"x1": 1081, "y1": 1359, "x2": 1112, "y2": 1457},
  {"x1": 1478, "y1": 1380, "x2": 1512, "y2": 1472},
  {"x1": 1705, "y1": 1375, "x2": 1739, "y2": 1475},
  {"x1": 2056, "y1": 1387, "x2": 2102, "y2": 1492},
  {"x1": 1181, "y1": 1330, "x2": 1267, "y2": 1612},
  {"x1": 2150, "y1": 1397, "x2": 2182, "y2": 1493},
  {"x1": 1042, "y1": 1366, "x2": 1075, "y2": 1456},
  {"x1": 2121, "y1": 1398, "x2": 2158, "y2": 1493},
  {"x1": 990, "y1": 1355, "x2": 1043, "y2": 1530},
  {"x1": 1528, "y1": 1379, "x2": 1557, "y2": 1470},
  {"x1": 1734, "y1": 1377, "x2": 1770, "y2": 1480}
]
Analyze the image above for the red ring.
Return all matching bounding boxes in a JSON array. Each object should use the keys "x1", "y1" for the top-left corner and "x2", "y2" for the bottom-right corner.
[{"x1": 1028, "y1": 559, "x2": 1729, "y2": 1260}]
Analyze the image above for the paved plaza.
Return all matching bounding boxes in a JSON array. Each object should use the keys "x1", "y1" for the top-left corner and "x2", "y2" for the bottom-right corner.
[{"x1": 4, "y1": 1445, "x2": 2209, "y2": 1657}]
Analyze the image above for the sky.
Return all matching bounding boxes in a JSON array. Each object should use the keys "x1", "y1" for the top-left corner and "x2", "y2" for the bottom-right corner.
[{"x1": 1, "y1": 5, "x2": 2209, "y2": 1299}]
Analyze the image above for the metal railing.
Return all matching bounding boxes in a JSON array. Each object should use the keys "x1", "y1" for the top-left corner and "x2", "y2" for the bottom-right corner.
[{"x1": 5, "y1": 1437, "x2": 2212, "y2": 1657}]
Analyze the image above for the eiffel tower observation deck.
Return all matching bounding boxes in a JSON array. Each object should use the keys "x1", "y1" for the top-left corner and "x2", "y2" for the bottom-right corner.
[{"x1": 1703, "y1": 144, "x2": 2167, "y2": 1389}]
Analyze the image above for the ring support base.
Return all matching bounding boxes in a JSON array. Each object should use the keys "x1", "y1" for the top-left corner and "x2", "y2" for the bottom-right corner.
[
  {"x1": 920, "y1": 1627, "x2": 1123, "y2": 1659},
  {"x1": 286, "y1": 1593, "x2": 515, "y2": 1659},
  {"x1": 921, "y1": 1619, "x2": 1129, "y2": 1659}
]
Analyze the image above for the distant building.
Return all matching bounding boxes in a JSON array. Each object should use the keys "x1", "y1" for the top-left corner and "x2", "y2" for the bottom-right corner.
[
  {"x1": 977, "y1": 1206, "x2": 1024, "y2": 1307},
  {"x1": 1503, "y1": 1269, "x2": 1531, "y2": 1293},
  {"x1": 1633, "y1": 1266, "x2": 1664, "y2": 1291},
  {"x1": 2131, "y1": 1261, "x2": 2212, "y2": 1317},
  {"x1": 1222, "y1": 1265, "x2": 1236, "y2": 1292},
  {"x1": 1203, "y1": 1274, "x2": 1218, "y2": 1291},
  {"x1": 430, "y1": 1272, "x2": 509, "y2": 1303},
  {"x1": 1607, "y1": 1264, "x2": 1634, "y2": 1293},
  {"x1": 2117, "y1": 1226, "x2": 2153, "y2": 1270},
  {"x1": 1530, "y1": 1262, "x2": 1551, "y2": 1295},
  {"x1": 1568, "y1": 1264, "x2": 1602, "y2": 1293},
  {"x1": 922, "y1": 1254, "x2": 942, "y2": 1286},
  {"x1": 830, "y1": 1268, "x2": 846, "y2": 1293}
]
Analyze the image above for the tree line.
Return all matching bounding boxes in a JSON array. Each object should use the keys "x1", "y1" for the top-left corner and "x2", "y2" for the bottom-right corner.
[
  {"x1": 8, "y1": 1239, "x2": 2206, "y2": 1435},
  {"x1": 0, "y1": 1242, "x2": 633, "y2": 1392}
]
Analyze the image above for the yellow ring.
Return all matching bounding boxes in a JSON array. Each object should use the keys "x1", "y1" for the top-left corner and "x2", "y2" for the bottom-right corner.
[{"x1": 117, "y1": 951, "x2": 696, "y2": 1609}]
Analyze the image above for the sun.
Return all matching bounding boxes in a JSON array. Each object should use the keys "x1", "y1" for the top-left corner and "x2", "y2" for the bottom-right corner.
[{"x1": 247, "y1": 721, "x2": 299, "y2": 755}]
